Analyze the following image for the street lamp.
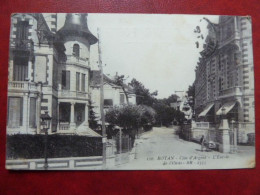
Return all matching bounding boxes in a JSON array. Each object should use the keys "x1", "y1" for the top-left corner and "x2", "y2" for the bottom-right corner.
[{"x1": 40, "y1": 111, "x2": 52, "y2": 170}]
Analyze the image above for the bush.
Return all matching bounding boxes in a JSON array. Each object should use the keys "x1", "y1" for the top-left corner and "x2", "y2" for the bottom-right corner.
[
  {"x1": 105, "y1": 105, "x2": 156, "y2": 131},
  {"x1": 6, "y1": 134, "x2": 102, "y2": 159}
]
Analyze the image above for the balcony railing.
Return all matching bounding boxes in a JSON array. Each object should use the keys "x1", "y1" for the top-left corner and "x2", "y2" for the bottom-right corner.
[
  {"x1": 59, "y1": 122, "x2": 70, "y2": 131},
  {"x1": 8, "y1": 81, "x2": 40, "y2": 92},
  {"x1": 58, "y1": 90, "x2": 88, "y2": 99},
  {"x1": 66, "y1": 55, "x2": 89, "y2": 66},
  {"x1": 10, "y1": 39, "x2": 34, "y2": 51},
  {"x1": 219, "y1": 86, "x2": 242, "y2": 98}
]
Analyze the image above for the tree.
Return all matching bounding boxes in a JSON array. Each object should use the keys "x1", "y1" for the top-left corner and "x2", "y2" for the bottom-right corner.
[
  {"x1": 139, "y1": 105, "x2": 156, "y2": 126},
  {"x1": 113, "y1": 74, "x2": 130, "y2": 105},
  {"x1": 152, "y1": 99, "x2": 185, "y2": 127},
  {"x1": 129, "y1": 78, "x2": 157, "y2": 106},
  {"x1": 88, "y1": 100, "x2": 98, "y2": 130},
  {"x1": 105, "y1": 104, "x2": 156, "y2": 131},
  {"x1": 187, "y1": 82, "x2": 195, "y2": 111},
  {"x1": 161, "y1": 94, "x2": 179, "y2": 106},
  {"x1": 105, "y1": 104, "x2": 143, "y2": 138}
]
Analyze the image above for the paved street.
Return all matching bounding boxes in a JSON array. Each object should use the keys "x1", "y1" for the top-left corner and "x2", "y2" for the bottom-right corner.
[{"x1": 113, "y1": 126, "x2": 255, "y2": 170}]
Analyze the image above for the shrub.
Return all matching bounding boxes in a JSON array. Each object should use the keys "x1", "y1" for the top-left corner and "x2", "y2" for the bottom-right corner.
[
  {"x1": 6, "y1": 134, "x2": 102, "y2": 159},
  {"x1": 105, "y1": 105, "x2": 156, "y2": 130}
]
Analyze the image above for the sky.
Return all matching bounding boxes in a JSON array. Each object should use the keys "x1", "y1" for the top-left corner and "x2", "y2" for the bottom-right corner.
[{"x1": 57, "y1": 14, "x2": 219, "y2": 98}]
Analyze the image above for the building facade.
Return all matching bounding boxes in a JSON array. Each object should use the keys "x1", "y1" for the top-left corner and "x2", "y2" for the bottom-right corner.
[
  {"x1": 90, "y1": 71, "x2": 137, "y2": 121},
  {"x1": 194, "y1": 16, "x2": 255, "y2": 135},
  {"x1": 7, "y1": 13, "x2": 100, "y2": 136}
]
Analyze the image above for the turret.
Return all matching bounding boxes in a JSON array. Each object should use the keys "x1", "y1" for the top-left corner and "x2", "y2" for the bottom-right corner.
[{"x1": 57, "y1": 13, "x2": 97, "y2": 45}]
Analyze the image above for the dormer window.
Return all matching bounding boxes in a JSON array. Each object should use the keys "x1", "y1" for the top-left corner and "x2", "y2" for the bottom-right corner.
[{"x1": 73, "y1": 44, "x2": 80, "y2": 57}]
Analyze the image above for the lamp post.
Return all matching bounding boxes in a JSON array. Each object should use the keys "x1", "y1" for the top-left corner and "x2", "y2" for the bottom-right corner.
[{"x1": 40, "y1": 111, "x2": 52, "y2": 170}]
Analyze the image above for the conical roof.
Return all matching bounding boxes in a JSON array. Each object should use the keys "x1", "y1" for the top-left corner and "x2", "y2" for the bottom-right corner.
[{"x1": 57, "y1": 13, "x2": 98, "y2": 45}]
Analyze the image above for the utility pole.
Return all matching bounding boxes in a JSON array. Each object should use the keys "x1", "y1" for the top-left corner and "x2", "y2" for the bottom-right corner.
[{"x1": 97, "y1": 28, "x2": 106, "y2": 169}]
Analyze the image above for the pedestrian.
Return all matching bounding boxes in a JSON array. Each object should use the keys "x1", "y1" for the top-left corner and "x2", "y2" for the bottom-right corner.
[{"x1": 200, "y1": 135, "x2": 206, "y2": 152}]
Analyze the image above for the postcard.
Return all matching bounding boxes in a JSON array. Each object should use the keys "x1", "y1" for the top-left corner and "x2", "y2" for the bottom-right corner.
[{"x1": 6, "y1": 13, "x2": 255, "y2": 170}]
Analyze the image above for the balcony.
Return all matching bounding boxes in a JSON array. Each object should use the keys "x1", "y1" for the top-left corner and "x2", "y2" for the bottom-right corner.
[
  {"x1": 58, "y1": 90, "x2": 88, "y2": 100},
  {"x1": 66, "y1": 55, "x2": 89, "y2": 67},
  {"x1": 8, "y1": 81, "x2": 40, "y2": 93},
  {"x1": 219, "y1": 86, "x2": 243, "y2": 98},
  {"x1": 59, "y1": 122, "x2": 70, "y2": 131},
  {"x1": 10, "y1": 39, "x2": 34, "y2": 52}
]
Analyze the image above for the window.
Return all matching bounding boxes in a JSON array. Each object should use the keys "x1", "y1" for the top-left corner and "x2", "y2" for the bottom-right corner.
[
  {"x1": 73, "y1": 44, "x2": 80, "y2": 57},
  {"x1": 219, "y1": 78, "x2": 222, "y2": 91},
  {"x1": 8, "y1": 97, "x2": 23, "y2": 128},
  {"x1": 76, "y1": 72, "x2": 80, "y2": 91},
  {"x1": 29, "y1": 97, "x2": 36, "y2": 128},
  {"x1": 81, "y1": 73, "x2": 85, "y2": 92},
  {"x1": 62, "y1": 70, "x2": 70, "y2": 90},
  {"x1": 104, "y1": 99, "x2": 113, "y2": 107},
  {"x1": 13, "y1": 56, "x2": 29, "y2": 81},
  {"x1": 17, "y1": 21, "x2": 29, "y2": 40},
  {"x1": 120, "y1": 94, "x2": 125, "y2": 104}
]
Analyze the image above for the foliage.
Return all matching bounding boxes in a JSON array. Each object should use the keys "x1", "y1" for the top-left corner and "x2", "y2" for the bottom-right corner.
[
  {"x1": 129, "y1": 78, "x2": 157, "y2": 106},
  {"x1": 88, "y1": 100, "x2": 99, "y2": 129},
  {"x1": 6, "y1": 134, "x2": 102, "y2": 159},
  {"x1": 152, "y1": 100, "x2": 185, "y2": 126},
  {"x1": 187, "y1": 82, "x2": 195, "y2": 111},
  {"x1": 160, "y1": 94, "x2": 179, "y2": 106},
  {"x1": 105, "y1": 104, "x2": 156, "y2": 131},
  {"x1": 140, "y1": 105, "x2": 156, "y2": 125},
  {"x1": 113, "y1": 74, "x2": 129, "y2": 104}
]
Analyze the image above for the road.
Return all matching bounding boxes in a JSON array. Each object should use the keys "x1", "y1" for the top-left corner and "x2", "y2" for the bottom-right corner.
[{"x1": 113, "y1": 126, "x2": 255, "y2": 170}]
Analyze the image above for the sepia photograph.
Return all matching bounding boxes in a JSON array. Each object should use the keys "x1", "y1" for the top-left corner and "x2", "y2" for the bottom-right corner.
[{"x1": 6, "y1": 13, "x2": 255, "y2": 170}]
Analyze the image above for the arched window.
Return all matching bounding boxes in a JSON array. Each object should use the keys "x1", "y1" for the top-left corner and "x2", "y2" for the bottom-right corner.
[{"x1": 73, "y1": 44, "x2": 80, "y2": 57}]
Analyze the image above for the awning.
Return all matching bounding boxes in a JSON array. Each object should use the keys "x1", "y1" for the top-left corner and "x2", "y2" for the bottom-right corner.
[
  {"x1": 198, "y1": 103, "x2": 214, "y2": 117},
  {"x1": 76, "y1": 128, "x2": 102, "y2": 137},
  {"x1": 216, "y1": 101, "x2": 236, "y2": 115}
]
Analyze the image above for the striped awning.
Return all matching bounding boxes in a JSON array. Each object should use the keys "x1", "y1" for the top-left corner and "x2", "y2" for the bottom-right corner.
[
  {"x1": 216, "y1": 101, "x2": 236, "y2": 115},
  {"x1": 198, "y1": 103, "x2": 214, "y2": 117}
]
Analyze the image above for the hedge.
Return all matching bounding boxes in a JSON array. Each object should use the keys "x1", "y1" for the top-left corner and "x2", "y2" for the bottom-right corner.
[{"x1": 6, "y1": 134, "x2": 102, "y2": 159}]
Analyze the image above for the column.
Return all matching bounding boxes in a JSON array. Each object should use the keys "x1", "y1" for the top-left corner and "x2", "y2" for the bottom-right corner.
[
  {"x1": 22, "y1": 95, "x2": 29, "y2": 134},
  {"x1": 218, "y1": 119, "x2": 231, "y2": 153},
  {"x1": 28, "y1": 60, "x2": 32, "y2": 81},
  {"x1": 84, "y1": 103, "x2": 89, "y2": 127},
  {"x1": 36, "y1": 96, "x2": 41, "y2": 134},
  {"x1": 70, "y1": 102, "x2": 76, "y2": 129},
  {"x1": 57, "y1": 102, "x2": 60, "y2": 132},
  {"x1": 9, "y1": 60, "x2": 13, "y2": 81}
]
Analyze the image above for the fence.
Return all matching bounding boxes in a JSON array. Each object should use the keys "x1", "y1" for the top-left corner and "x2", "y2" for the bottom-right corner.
[
  {"x1": 181, "y1": 121, "x2": 255, "y2": 145},
  {"x1": 6, "y1": 156, "x2": 103, "y2": 170},
  {"x1": 105, "y1": 130, "x2": 136, "y2": 167}
]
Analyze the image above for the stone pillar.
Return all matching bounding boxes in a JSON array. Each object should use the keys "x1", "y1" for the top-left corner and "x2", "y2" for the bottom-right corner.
[
  {"x1": 36, "y1": 96, "x2": 41, "y2": 134},
  {"x1": 22, "y1": 95, "x2": 29, "y2": 134},
  {"x1": 57, "y1": 102, "x2": 60, "y2": 132},
  {"x1": 28, "y1": 60, "x2": 32, "y2": 81},
  {"x1": 218, "y1": 119, "x2": 231, "y2": 153},
  {"x1": 70, "y1": 102, "x2": 76, "y2": 129},
  {"x1": 9, "y1": 60, "x2": 13, "y2": 81}
]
